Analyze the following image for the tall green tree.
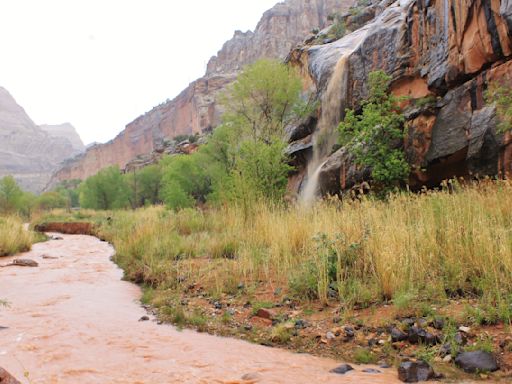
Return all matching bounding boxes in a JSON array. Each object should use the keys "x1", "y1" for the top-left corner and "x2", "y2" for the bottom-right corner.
[
  {"x1": 0, "y1": 176, "x2": 23, "y2": 214},
  {"x1": 125, "y1": 165, "x2": 164, "y2": 208},
  {"x1": 79, "y1": 166, "x2": 130, "y2": 210},
  {"x1": 221, "y1": 59, "x2": 304, "y2": 143}
]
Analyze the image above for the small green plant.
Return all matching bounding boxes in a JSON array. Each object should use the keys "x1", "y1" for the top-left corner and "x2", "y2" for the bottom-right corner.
[
  {"x1": 414, "y1": 95, "x2": 437, "y2": 108},
  {"x1": 271, "y1": 323, "x2": 293, "y2": 344},
  {"x1": 415, "y1": 346, "x2": 437, "y2": 364},
  {"x1": 465, "y1": 335, "x2": 494, "y2": 354},
  {"x1": 485, "y1": 82, "x2": 512, "y2": 133},
  {"x1": 353, "y1": 348, "x2": 377, "y2": 364},
  {"x1": 338, "y1": 71, "x2": 409, "y2": 193},
  {"x1": 221, "y1": 311, "x2": 233, "y2": 325},
  {"x1": 393, "y1": 290, "x2": 417, "y2": 313}
]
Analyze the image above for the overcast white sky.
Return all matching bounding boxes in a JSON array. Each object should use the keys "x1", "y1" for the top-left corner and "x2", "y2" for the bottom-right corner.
[{"x1": 0, "y1": 0, "x2": 278, "y2": 144}]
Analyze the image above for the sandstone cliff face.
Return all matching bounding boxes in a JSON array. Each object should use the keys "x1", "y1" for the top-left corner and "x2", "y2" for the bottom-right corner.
[
  {"x1": 0, "y1": 87, "x2": 84, "y2": 193},
  {"x1": 286, "y1": 0, "x2": 512, "y2": 196},
  {"x1": 49, "y1": 0, "x2": 354, "y2": 185}
]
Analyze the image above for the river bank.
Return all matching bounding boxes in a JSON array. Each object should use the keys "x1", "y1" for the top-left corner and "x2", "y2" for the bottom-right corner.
[{"x1": 0, "y1": 233, "x2": 398, "y2": 383}]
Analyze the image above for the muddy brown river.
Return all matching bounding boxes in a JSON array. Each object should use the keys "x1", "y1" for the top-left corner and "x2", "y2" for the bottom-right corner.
[{"x1": 0, "y1": 234, "x2": 400, "y2": 383}]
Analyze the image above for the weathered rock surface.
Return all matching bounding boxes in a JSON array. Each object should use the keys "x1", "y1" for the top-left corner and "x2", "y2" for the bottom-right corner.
[
  {"x1": 0, "y1": 368, "x2": 21, "y2": 384},
  {"x1": 397, "y1": 361, "x2": 435, "y2": 382},
  {"x1": 0, "y1": 87, "x2": 84, "y2": 192},
  {"x1": 50, "y1": 0, "x2": 354, "y2": 185},
  {"x1": 454, "y1": 351, "x2": 499, "y2": 373},
  {"x1": 287, "y1": 0, "x2": 512, "y2": 196}
]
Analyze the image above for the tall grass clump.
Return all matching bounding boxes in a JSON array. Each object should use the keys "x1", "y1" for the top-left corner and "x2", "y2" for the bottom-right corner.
[
  {"x1": 0, "y1": 216, "x2": 35, "y2": 256},
  {"x1": 47, "y1": 180, "x2": 512, "y2": 318}
]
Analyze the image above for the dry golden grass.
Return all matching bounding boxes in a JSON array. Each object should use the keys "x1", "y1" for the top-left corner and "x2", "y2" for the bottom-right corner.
[
  {"x1": 0, "y1": 216, "x2": 35, "y2": 256},
  {"x1": 87, "y1": 180, "x2": 512, "y2": 314}
]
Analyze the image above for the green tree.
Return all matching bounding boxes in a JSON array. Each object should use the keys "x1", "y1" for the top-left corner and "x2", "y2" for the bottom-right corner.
[
  {"x1": 34, "y1": 192, "x2": 68, "y2": 211},
  {"x1": 338, "y1": 70, "x2": 409, "y2": 191},
  {"x1": 221, "y1": 59, "x2": 304, "y2": 143},
  {"x1": 485, "y1": 82, "x2": 512, "y2": 133},
  {"x1": 160, "y1": 154, "x2": 211, "y2": 210},
  {"x1": 79, "y1": 166, "x2": 130, "y2": 210},
  {"x1": 125, "y1": 165, "x2": 163, "y2": 208},
  {"x1": 0, "y1": 176, "x2": 23, "y2": 214}
]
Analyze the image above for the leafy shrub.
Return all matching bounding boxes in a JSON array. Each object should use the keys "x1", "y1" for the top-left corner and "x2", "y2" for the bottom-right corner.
[
  {"x1": 485, "y1": 82, "x2": 512, "y2": 133},
  {"x1": 338, "y1": 71, "x2": 409, "y2": 192}
]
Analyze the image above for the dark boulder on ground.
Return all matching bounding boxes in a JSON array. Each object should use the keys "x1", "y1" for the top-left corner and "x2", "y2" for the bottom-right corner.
[
  {"x1": 391, "y1": 327, "x2": 408, "y2": 342},
  {"x1": 398, "y1": 361, "x2": 436, "y2": 383},
  {"x1": 454, "y1": 351, "x2": 499, "y2": 373},
  {"x1": 0, "y1": 368, "x2": 21, "y2": 384},
  {"x1": 330, "y1": 363, "x2": 354, "y2": 374}
]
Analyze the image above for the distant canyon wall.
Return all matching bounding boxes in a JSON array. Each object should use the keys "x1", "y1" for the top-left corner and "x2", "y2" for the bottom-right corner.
[
  {"x1": 48, "y1": 0, "x2": 354, "y2": 186},
  {"x1": 0, "y1": 87, "x2": 84, "y2": 193}
]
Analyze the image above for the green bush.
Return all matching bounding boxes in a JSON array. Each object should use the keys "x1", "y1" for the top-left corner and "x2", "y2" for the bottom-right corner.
[
  {"x1": 338, "y1": 71, "x2": 409, "y2": 192},
  {"x1": 485, "y1": 82, "x2": 512, "y2": 133}
]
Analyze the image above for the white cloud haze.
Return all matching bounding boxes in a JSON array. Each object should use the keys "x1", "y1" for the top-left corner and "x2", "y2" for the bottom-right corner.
[{"x1": 0, "y1": 0, "x2": 278, "y2": 144}]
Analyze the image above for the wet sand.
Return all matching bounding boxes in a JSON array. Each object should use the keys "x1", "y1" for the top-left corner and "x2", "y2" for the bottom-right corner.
[{"x1": 0, "y1": 234, "x2": 400, "y2": 383}]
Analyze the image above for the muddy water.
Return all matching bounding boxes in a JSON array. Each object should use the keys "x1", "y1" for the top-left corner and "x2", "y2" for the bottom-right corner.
[{"x1": 0, "y1": 234, "x2": 400, "y2": 383}]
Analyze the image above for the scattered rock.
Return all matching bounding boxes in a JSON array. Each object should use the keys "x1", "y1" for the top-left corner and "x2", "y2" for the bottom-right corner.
[
  {"x1": 138, "y1": 316, "x2": 150, "y2": 322},
  {"x1": 241, "y1": 372, "x2": 262, "y2": 382},
  {"x1": 458, "y1": 326, "x2": 471, "y2": 334},
  {"x1": 362, "y1": 368, "x2": 381, "y2": 374},
  {"x1": 407, "y1": 326, "x2": 438, "y2": 345},
  {"x1": 344, "y1": 326, "x2": 355, "y2": 338},
  {"x1": 326, "y1": 331, "x2": 335, "y2": 340},
  {"x1": 454, "y1": 351, "x2": 499, "y2": 373},
  {"x1": 42, "y1": 254, "x2": 58, "y2": 259},
  {"x1": 243, "y1": 324, "x2": 253, "y2": 331},
  {"x1": 432, "y1": 317, "x2": 445, "y2": 330},
  {"x1": 398, "y1": 361, "x2": 436, "y2": 383},
  {"x1": 330, "y1": 364, "x2": 354, "y2": 375},
  {"x1": 379, "y1": 363, "x2": 392, "y2": 369},
  {"x1": 439, "y1": 343, "x2": 452, "y2": 357},
  {"x1": 213, "y1": 301, "x2": 222, "y2": 310},
  {"x1": 255, "y1": 308, "x2": 274, "y2": 320},
  {"x1": 1, "y1": 259, "x2": 39, "y2": 268},
  {"x1": 294, "y1": 319, "x2": 308, "y2": 329},
  {"x1": 50, "y1": 235, "x2": 64, "y2": 240},
  {"x1": 0, "y1": 326, "x2": 8, "y2": 330},
  {"x1": 0, "y1": 368, "x2": 21, "y2": 384},
  {"x1": 454, "y1": 332, "x2": 467, "y2": 346},
  {"x1": 391, "y1": 327, "x2": 408, "y2": 342},
  {"x1": 443, "y1": 355, "x2": 452, "y2": 363},
  {"x1": 402, "y1": 318, "x2": 415, "y2": 328}
]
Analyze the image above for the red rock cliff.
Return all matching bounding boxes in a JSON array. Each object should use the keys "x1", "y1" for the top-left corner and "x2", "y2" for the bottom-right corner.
[{"x1": 286, "y1": 0, "x2": 512, "y2": 196}]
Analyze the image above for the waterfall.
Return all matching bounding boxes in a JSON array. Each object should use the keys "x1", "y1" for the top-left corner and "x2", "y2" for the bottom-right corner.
[{"x1": 299, "y1": 54, "x2": 350, "y2": 206}]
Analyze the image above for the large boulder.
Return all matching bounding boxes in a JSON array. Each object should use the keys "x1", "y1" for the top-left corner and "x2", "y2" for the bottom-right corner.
[
  {"x1": 397, "y1": 361, "x2": 436, "y2": 382},
  {"x1": 454, "y1": 351, "x2": 499, "y2": 373}
]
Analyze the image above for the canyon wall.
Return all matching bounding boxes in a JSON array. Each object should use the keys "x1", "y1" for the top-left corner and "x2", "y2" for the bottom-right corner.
[
  {"x1": 0, "y1": 87, "x2": 84, "y2": 193},
  {"x1": 48, "y1": 0, "x2": 354, "y2": 186},
  {"x1": 286, "y1": 0, "x2": 512, "y2": 196}
]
